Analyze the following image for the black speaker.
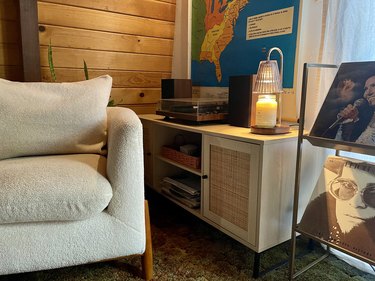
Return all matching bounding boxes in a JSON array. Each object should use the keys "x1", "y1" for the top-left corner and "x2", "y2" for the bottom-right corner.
[
  {"x1": 161, "y1": 79, "x2": 192, "y2": 99},
  {"x1": 228, "y1": 75, "x2": 256, "y2": 128}
]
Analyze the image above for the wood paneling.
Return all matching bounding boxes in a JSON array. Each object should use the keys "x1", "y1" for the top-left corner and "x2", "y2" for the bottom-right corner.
[
  {"x1": 0, "y1": 43, "x2": 22, "y2": 66},
  {"x1": 123, "y1": 103, "x2": 158, "y2": 115},
  {"x1": 39, "y1": 0, "x2": 176, "y2": 22},
  {"x1": 0, "y1": 0, "x2": 23, "y2": 80},
  {"x1": 39, "y1": 46, "x2": 172, "y2": 72},
  {"x1": 110, "y1": 88, "x2": 160, "y2": 105},
  {"x1": 40, "y1": 67, "x2": 171, "y2": 87},
  {"x1": 38, "y1": 2, "x2": 175, "y2": 39},
  {"x1": 39, "y1": 25, "x2": 173, "y2": 56},
  {"x1": 157, "y1": 0, "x2": 176, "y2": 4},
  {"x1": 0, "y1": 0, "x2": 19, "y2": 21},
  {"x1": 37, "y1": 0, "x2": 175, "y2": 113},
  {"x1": 0, "y1": 65, "x2": 23, "y2": 81},
  {"x1": 0, "y1": 0, "x2": 176, "y2": 113},
  {"x1": 41, "y1": 68, "x2": 168, "y2": 106},
  {"x1": 0, "y1": 20, "x2": 20, "y2": 44}
]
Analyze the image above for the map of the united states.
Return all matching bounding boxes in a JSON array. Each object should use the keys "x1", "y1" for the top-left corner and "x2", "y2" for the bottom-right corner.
[{"x1": 197, "y1": 0, "x2": 249, "y2": 82}]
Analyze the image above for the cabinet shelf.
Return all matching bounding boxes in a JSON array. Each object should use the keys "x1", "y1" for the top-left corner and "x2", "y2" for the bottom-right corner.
[
  {"x1": 161, "y1": 192, "x2": 201, "y2": 217},
  {"x1": 157, "y1": 155, "x2": 202, "y2": 176}
]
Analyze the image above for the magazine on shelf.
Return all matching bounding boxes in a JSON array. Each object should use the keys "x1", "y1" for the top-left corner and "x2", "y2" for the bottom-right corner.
[
  {"x1": 161, "y1": 174, "x2": 201, "y2": 209},
  {"x1": 161, "y1": 181, "x2": 199, "y2": 199},
  {"x1": 161, "y1": 185, "x2": 200, "y2": 209},
  {"x1": 162, "y1": 174, "x2": 201, "y2": 196}
]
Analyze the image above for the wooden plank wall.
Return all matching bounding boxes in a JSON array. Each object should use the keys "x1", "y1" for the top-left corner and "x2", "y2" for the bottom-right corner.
[
  {"x1": 0, "y1": 0, "x2": 23, "y2": 81},
  {"x1": 37, "y1": 0, "x2": 176, "y2": 114}
]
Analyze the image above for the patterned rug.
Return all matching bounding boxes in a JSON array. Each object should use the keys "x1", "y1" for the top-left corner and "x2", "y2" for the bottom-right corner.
[{"x1": 1, "y1": 191, "x2": 374, "y2": 281}]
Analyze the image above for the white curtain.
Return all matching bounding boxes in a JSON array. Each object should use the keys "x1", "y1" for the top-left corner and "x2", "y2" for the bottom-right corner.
[
  {"x1": 299, "y1": 0, "x2": 375, "y2": 274},
  {"x1": 319, "y1": 0, "x2": 375, "y2": 120},
  {"x1": 322, "y1": 0, "x2": 375, "y2": 64},
  {"x1": 298, "y1": 0, "x2": 375, "y2": 128},
  {"x1": 314, "y1": 0, "x2": 375, "y2": 163}
]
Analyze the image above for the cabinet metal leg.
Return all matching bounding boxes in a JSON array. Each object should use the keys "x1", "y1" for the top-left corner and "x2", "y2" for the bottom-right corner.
[
  {"x1": 252, "y1": 249, "x2": 290, "y2": 278},
  {"x1": 253, "y1": 253, "x2": 261, "y2": 278},
  {"x1": 308, "y1": 238, "x2": 315, "y2": 251}
]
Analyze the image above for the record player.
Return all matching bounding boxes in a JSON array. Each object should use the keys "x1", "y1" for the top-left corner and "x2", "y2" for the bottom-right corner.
[{"x1": 156, "y1": 98, "x2": 228, "y2": 122}]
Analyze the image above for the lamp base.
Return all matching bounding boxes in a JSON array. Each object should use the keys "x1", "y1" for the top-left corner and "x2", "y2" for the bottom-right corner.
[{"x1": 251, "y1": 124, "x2": 290, "y2": 135}]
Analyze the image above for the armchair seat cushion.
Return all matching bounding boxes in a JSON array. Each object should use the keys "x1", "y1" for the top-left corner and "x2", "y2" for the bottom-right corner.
[{"x1": 0, "y1": 154, "x2": 112, "y2": 224}]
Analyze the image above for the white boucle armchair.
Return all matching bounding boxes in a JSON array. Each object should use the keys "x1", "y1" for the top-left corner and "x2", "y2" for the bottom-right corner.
[{"x1": 0, "y1": 76, "x2": 153, "y2": 280}]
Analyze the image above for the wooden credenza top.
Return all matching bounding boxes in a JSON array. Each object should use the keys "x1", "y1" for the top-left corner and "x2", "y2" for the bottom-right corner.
[{"x1": 139, "y1": 114, "x2": 299, "y2": 145}]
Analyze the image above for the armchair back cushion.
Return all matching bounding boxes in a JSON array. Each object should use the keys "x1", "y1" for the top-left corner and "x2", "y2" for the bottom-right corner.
[{"x1": 0, "y1": 75, "x2": 112, "y2": 160}]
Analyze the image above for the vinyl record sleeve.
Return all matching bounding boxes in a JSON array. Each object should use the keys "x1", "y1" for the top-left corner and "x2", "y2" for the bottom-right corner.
[
  {"x1": 309, "y1": 61, "x2": 375, "y2": 149},
  {"x1": 298, "y1": 156, "x2": 375, "y2": 263}
]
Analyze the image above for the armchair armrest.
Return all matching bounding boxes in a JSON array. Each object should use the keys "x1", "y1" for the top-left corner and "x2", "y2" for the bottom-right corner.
[{"x1": 106, "y1": 107, "x2": 145, "y2": 233}]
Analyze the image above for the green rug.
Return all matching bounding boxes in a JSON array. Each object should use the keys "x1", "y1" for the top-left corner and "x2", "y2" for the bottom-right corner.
[{"x1": 1, "y1": 192, "x2": 374, "y2": 281}]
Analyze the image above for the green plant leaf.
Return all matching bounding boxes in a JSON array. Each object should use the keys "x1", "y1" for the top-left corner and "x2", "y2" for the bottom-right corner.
[
  {"x1": 48, "y1": 40, "x2": 56, "y2": 82},
  {"x1": 83, "y1": 60, "x2": 89, "y2": 80},
  {"x1": 107, "y1": 99, "x2": 115, "y2": 107}
]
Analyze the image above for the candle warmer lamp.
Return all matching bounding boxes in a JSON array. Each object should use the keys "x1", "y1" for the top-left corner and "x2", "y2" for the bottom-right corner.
[{"x1": 251, "y1": 47, "x2": 290, "y2": 135}]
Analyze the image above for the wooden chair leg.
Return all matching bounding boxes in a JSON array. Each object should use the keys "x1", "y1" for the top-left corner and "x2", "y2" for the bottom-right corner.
[{"x1": 141, "y1": 200, "x2": 153, "y2": 281}]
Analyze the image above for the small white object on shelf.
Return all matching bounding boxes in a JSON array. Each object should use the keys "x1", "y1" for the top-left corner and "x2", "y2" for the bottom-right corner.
[{"x1": 180, "y1": 144, "x2": 198, "y2": 155}]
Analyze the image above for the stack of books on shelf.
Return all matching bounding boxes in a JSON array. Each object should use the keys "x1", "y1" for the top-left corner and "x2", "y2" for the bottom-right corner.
[{"x1": 161, "y1": 174, "x2": 201, "y2": 209}]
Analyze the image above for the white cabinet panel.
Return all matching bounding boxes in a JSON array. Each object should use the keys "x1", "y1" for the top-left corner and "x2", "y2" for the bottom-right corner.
[{"x1": 139, "y1": 114, "x2": 299, "y2": 253}]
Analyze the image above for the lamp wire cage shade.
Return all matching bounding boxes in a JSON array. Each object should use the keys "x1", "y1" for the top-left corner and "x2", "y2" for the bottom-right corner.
[{"x1": 253, "y1": 60, "x2": 283, "y2": 94}]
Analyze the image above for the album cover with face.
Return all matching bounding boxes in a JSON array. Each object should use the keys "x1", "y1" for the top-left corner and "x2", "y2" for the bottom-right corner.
[
  {"x1": 310, "y1": 61, "x2": 375, "y2": 147},
  {"x1": 298, "y1": 155, "x2": 375, "y2": 263}
]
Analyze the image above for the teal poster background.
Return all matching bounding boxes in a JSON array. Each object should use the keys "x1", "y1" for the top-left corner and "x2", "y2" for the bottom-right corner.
[{"x1": 191, "y1": 0, "x2": 300, "y2": 88}]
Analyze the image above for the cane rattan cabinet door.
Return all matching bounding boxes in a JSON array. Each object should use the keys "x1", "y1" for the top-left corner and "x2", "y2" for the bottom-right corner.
[{"x1": 202, "y1": 135, "x2": 260, "y2": 246}]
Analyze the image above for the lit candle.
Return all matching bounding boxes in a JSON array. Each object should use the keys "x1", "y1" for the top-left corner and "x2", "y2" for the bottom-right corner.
[{"x1": 255, "y1": 95, "x2": 277, "y2": 128}]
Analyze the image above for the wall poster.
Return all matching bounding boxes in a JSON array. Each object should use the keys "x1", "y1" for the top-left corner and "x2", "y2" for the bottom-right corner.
[
  {"x1": 298, "y1": 156, "x2": 375, "y2": 263},
  {"x1": 191, "y1": 0, "x2": 300, "y2": 89}
]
